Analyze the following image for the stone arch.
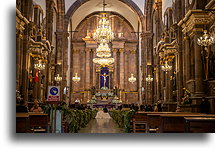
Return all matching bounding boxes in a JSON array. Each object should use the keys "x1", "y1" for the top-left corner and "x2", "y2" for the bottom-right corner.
[
  {"x1": 64, "y1": 0, "x2": 144, "y2": 31},
  {"x1": 72, "y1": 11, "x2": 138, "y2": 40}
]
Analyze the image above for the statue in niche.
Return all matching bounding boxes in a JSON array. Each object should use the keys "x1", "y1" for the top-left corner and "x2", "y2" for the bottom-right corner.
[{"x1": 208, "y1": 50, "x2": 215, "y2": 79}]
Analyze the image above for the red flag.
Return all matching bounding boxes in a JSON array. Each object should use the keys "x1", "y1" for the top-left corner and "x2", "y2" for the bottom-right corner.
[{"x1": 34, "y1": 69, "x2": 39, "y2": 83}]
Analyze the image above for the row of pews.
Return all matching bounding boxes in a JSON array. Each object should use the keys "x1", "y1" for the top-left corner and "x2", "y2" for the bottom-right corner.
[
  {"x1": 16, "y1": 113, "x2": 49, "y2": 133},
  {"x1": 131, "y1": 112, "x2": 215, "y2": 133}
]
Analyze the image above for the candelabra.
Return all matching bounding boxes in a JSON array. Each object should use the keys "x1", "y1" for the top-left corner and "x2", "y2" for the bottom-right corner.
[
  {"x1": 197, "y1": 30, "x2": 214, "y2": 52},
  {"x1": 54, "y1": 74, "x2": 62, "y2": 82},
  {"x1": 161, "y1": 61, "x2": 172, "y2": 73},
  {"x1": 128, "y1": 73, "x2": 136, "y2": 83},
  {"x1": 72, "y1": 73, "x2": 80, "y2": 83},
  {"x1": 146, "y1": 75, "x2": 153, "y2": 83}
]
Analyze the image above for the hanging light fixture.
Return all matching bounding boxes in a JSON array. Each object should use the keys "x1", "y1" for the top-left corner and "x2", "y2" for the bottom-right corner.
[
  {"x1": 197, "y1": 30, "x2": 214, "y2": 51},
  {"x1": 34, "y1": 60, "x2": 46, "y2": 71},
  {"x1": 128, "y1": 73, "x2": 136, "y2": 83},
  {"x1": 161, "y1": 61, "x2": 172, "y2": 72},
  {"x1": 93, "y1": 0, "x2": 114, "y2": 44},
  {"x1": 96, "y1": 43, "x2": 112, "y2": 58},
  {"x1": 54, "y1": 74, "x2": 62, "y2": 82},
  {"x1": 72, "y1": 73, "x2": 80, "y2": 83},
  {"x1": 93, "y1": 57, "x2": 115, "y2": 67},
  {"x1": 146, "y1": 75, "x2": 153, "y2": 83}
]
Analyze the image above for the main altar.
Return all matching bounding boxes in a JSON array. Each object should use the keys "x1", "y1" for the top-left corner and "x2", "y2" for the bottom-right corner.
[{"x1": 87, "y1": 67, "x2": 122, "y2": 108}]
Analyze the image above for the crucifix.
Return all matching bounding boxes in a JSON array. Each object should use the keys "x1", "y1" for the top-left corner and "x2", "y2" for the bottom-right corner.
[{"x1": 101, "y1": 73, "x2": 108, "y2": 88}]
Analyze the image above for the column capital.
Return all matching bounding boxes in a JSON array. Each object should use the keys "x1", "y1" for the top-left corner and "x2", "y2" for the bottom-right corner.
[
  {"x1": 130, "y1": 49, "x2": 136, "y2": 54},
  {"x1": 85, "y1": 48, "x2": 91, "y2": 52},
  {"x1": 73, "y1": 48, "x2": 80, "y2": 53},
  {"x1": 119, "y1": 49, "x2": 124, "y2": 52},
  {"x1": 112, "y1": 48, "x2": 118, "y2": 52}
]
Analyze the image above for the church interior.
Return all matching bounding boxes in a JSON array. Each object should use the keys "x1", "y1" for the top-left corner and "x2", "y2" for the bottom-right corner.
[{"x1": 16, "y1": 0, "x2": 215, "y2": 133}]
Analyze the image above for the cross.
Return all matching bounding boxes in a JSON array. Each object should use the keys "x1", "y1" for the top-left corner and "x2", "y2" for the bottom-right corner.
[{"x1": 101, "y1": 73, "x2": 108, "y2": 88}]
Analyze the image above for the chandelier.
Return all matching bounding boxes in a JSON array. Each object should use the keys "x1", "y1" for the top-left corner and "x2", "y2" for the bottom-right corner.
[
  {"x1": 54, "y1": 74, "x2": 62, "y2": 82},
  {"x1": 93, "y1": 0, "x2": 114, "y2": 44},
  {"x1": 96, "y1": 43, "x2": 112, "y2": 58},
  {"x1": 93, "y1": 14, "x2": 114, "y2": 44},
  {"x1": 161, "y1": 61, "x2": 172, "y2": 72},
  {"x1": 197, "y1": 30, "x2": 214, "y2": 51},
  {"x1": 128, "y1": 73, "x2": 136, "y2": 83},
  {"x1": 72, "y1": 73, "x2": 80, "y2": 83},
  {"x1": 93, "y1": 57, "x2": 115, "y2": 67},
  {"x1": 146, "y1": 75, "x2": 153, "y2": 83},
  {"x1": 34, "y1": 60, "x2": 46, "y2": 70}
]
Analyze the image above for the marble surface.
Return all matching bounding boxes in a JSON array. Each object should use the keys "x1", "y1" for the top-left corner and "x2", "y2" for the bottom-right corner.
[{"x1": 79, "y1": 118, "x2": 124, "y2": 133}]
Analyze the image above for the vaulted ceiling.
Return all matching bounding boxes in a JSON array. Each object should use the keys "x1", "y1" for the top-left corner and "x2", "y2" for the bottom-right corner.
[{"x1": 66, "y1": 0, "x2": 144, "y2": 32}]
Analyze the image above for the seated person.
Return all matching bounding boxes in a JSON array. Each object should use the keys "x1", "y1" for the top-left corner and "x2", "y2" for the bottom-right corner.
[
  {"x1": 16, "y1": 99, "x2": 28, "y2": 113},
  {"x1": 30, "y1": 100, "x2": 43, "y2": 112}
]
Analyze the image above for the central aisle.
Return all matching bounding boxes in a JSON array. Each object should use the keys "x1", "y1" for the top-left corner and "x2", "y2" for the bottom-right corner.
[{"x1": 79, "y1": 118, "x2": 124, "y2": 133}]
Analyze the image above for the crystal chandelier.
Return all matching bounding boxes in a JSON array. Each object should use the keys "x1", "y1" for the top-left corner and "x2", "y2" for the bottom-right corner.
[
  {"x1": 128, "y1": 73, "x2": 136, "y2": 83},
  {"x1": 93, "y1": 0, "x2": 114, "y2": 44},
  {"x1": 146, "y1": 75, "x2": 153, "y2": 83},
  {"x1": 93, "y1": 14, "x2": 114, "y2": 44},
  {"x1": 161, "y1": 61, "x2": 172, "y2": 72},
  {"x1": 197, "y1": 30, "x2": 214, "y2": 51},
  {"x1": 93, "y1": 57, "x2": 115, "y2": 67},
  {"x1": 96, "y1": 43, "x2": 112, "y2": 58},
  {"x1": 54, "y1": 74, "x2": 62, "y2": 82},
  {"x1": 34, "y1": 60, "x2": 46, "y2": 70},
  {"x1": 72, "y1": 73, "x2": 80, "y2": 83}
]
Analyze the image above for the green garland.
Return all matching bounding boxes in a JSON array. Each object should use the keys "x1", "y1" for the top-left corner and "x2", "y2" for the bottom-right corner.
[
  {"x1": 63, "y1": 109, "x2": 98, "y2": 133},
  {"x1": 111, "y1": 110, "x2": 135, "y2": 133}
]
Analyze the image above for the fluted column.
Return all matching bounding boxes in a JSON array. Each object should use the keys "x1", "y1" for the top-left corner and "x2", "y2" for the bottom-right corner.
[
  {"x1": 16, "y1": 31, "x2": 23, "y2": 90},
  {"x1": 194, "y1": 32, "x2": 204, "y2": 95},
  {"x1": 73, "y1": 48, "x2": 80, "y2": 92},
  {"x1": 85, "y1": 48, "x2": 91, "y2": 89},
  {"x1": 92, "y1": 48, "x2": 97, "y2": 87},
  {"x1": 112, "y1": 48, "x2": 118, "y2": 87},
  {"x1": 119, "y1": 48, "x2": 125, "y2": 102},
  {"x1": 184, "y1": 35, "x2": 190, "y2": 82}
]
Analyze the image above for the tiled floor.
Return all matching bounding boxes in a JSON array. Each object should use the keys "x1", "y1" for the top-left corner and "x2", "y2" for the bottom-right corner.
[{"x1": 79, "y1": 118, "x2": 124, "y2": 133}]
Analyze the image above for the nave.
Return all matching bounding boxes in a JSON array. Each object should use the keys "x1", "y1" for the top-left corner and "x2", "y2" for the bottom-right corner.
[{"x1": 16, "y1": 0, "x2": 215, "y2": 133}]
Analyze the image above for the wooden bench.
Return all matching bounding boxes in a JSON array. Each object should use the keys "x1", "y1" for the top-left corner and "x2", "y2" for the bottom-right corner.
[
  {"x1": 16, "y1": 113, "x2": 29, "y2": 133},
  {"x1": 146, "y1": 112, "x2": 195, "y2": 133},
  {"x1": 131, "y1": 112, "x2": 186, "y2": 133},
  {"x1": 132, "y1": 112, "x2": 148, "y2": 133},
  {"x1": 184, "y1": 117, "x2": 215, "y2": 133},
  {"x1": 159, "y1": 114, "x2": 215, "y2": 133},
  {"x1": 28, "y1": 112, "x2": 49, "y2": 133}
]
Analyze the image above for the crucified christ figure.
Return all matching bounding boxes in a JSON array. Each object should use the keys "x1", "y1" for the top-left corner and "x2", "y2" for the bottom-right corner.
[{"x1": 102, "y1": 73, "x2": 108, "y2": 89}]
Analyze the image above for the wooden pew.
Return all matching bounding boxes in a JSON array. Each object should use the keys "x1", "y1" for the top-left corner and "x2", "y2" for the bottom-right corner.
[
  {"x1": 28, "y1": 112, "x2": 49, "y2": 133},
  {"x1": 159, "y1": 114, "x2": 215, "y2": 133},
  {"x1": 184, "y1": 117, "x2": 215, "y2": 133},
  {"x1": 16, "y1": 113, "x2": 29, "y2": 133},
  {"x1": 132, "y1": 112, "x2": 148, "y2": 133},
  {"x1": 132, "y1": 112, "x2": 190, "y2": 133},
  {"x1": 146, "y1": 112, "x2": 194, "y2": 133}
]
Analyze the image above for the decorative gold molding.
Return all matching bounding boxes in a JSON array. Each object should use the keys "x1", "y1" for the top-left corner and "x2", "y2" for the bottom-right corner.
[{"x1": 178, "y1": 10, "x2": 213, "y2": 35}]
